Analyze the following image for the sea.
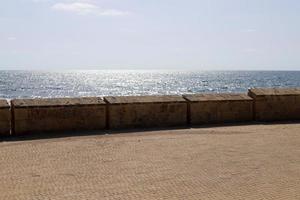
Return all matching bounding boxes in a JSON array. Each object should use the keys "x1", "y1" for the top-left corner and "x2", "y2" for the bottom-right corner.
[{"x1": 0, "y1": 70, "x2": 299, "y2": 99}]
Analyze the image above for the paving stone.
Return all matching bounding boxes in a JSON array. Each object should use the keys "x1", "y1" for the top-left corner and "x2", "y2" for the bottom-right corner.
[{"x1": 1, "y1": 124, "x2": 300, "y2": 200}]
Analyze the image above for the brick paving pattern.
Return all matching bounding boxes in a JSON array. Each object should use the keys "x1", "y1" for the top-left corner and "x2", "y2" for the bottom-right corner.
[{"x1": 1, "y1": 123, "x2": 300, "y2": 200}]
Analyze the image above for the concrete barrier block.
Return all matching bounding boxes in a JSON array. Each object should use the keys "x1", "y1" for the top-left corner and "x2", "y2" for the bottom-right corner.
[
  {"x1": 248, "y1": 88, "x2": 300, "y2": 121},
  {"x1": 11, "y1": 97, "x2": 106, "y2": 135},
  {"x1": 184, "y1": 94, "x2": 253, "y2": 125},
  {"x1": 0, "y1": 99, "x2": 10, "y2": 136},
  {"x1": 104, "y1": 96, "x2": 187, "y2": 129}
]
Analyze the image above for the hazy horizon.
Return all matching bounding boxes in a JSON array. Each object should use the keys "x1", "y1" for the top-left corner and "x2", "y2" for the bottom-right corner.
[
  {"x1": 0, "y1": 68, "x2": 300, "y2": 71},
  {"x1": 1, "y1": 0, "x2": 300, "y2": 70}
]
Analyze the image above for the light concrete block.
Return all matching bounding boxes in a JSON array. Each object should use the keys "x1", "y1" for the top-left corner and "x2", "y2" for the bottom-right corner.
[
  {"x1": 11, "y1": 97, "x2": 106, "y2": 135},
  {"x1": 104, "y1": 96, "x2": 187, "y2": 129},
  {"x1": 0, "y1": 99, "x2": 10, "y2": 136},
  {"x1": 184, "y1": 94, "x2": 253, "y2": 125},
  {"x1": 248, "y1": 88, "x2": 300, "y2": 121}
]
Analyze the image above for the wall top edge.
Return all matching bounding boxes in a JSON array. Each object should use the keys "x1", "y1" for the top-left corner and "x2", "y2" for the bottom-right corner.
[
  {"x1": 12, "y1": 97, "x2": 106, "y2": 108},
  {"x1": 249, "y1": 88, "x2": 300, "y2": 96},
  {"x1": 0, "y1": 99, "x2": 9, "y2": 108},
  {"x1": 4, "y1": 87, "x2": 300, "y2": 107},
  {"x1": 104, "y1": 95, "x2": 187, "y2": 104},
  {"x1": 183, "y1": 93, "x2": 252, "y2": 102}
]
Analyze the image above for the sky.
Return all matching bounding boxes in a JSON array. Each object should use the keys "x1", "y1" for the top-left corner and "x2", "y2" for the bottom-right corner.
[{"x1": 0, "y1": 0, "x2": 300, "y2": 70}]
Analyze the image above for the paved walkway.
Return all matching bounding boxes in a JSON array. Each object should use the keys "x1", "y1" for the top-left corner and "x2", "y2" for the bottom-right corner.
[{"x1": 1, "y1": 123, "x2": 300, "y2": 200}]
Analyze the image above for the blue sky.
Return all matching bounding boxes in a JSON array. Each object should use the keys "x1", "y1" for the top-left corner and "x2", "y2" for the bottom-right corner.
[{"x1": 0, "y1": 0, "x2": 300, "y2": 70}]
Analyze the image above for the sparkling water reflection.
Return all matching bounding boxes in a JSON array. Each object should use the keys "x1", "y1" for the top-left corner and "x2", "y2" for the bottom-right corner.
[{"x1": 0, "y1": 70, "x2": 299, "y2": 99}]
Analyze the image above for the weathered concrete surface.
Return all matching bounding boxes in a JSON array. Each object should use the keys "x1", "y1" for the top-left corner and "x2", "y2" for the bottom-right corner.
[
  {"x1": 0, "y1": 123, "x2": 300, "y2": 200},
  {"x1": 12, "y1": 97, "x2": 106, "y2": 107},
  {"x1": 0, "y1": 99, "x2": 10, "y2": 136},
  {"x1": 184, "y1": 94, "x2": 253, "y2": 125},
  {"x1": 249, "y1": 88, "x2": 300, "y2": 121},
  {"x1": 105, "y1": 95, "x2": 187, "y2": 129},
  {"x1": 11, "y1": 97, "x2": 106, "y2": 135},
  {"x1": 105, "y1": 95, "x2": 187, "y2": 104}
]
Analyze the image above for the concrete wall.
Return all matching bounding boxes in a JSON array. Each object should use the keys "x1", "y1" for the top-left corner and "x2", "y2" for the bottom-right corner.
[
  {"x1": 104, "y1": 96, "x2": 187, "y2": 129},
  {"x1": 0, "y1": 88, "x2": 299, "y2": 137},
  {"x1": 184, "y1": 94, "x2": 253, "y2": 125},
  {"x1": 0, "y1": 99, "x2": 11, "y2": 136},
  {"x1": 11, "y1": 97, "x2": 106, "y2": 135},
  {"x1": 248, "y1": 88, "x2": 300, "y2": 121}
]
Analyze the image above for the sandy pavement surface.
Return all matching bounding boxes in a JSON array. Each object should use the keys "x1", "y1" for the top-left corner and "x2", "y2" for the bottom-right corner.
[{"x1": 1, "y1": 123, "x2": 300, "y2": 200}]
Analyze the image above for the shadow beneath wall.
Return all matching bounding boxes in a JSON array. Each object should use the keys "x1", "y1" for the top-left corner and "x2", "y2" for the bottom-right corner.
[
  {"x1": 189, "y1": 121, "x2": 256, "y2": 129},
  {"x1": 0, "y1": 126, "x2": 189, "y2": 142},
  {"x1": 1, "y1": 120, "x2": 299, "y2": 142},
  {"x1": 0, "y1": 129, "x2": 109, "y2": 142},
  {"x1": 189, "y1": 120, "x2": 300, "y2": 129},
  {"x1": 105, "y1": 126, "x2": 189, "y2": 135},
  {"x1": 259, "y1": 120, "x2": 300, "y2": 125}
]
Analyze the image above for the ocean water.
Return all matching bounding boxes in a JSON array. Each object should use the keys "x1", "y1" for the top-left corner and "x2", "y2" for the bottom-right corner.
[{"x1": 0, "y1": 70, "x2": 299, "y2": 99}]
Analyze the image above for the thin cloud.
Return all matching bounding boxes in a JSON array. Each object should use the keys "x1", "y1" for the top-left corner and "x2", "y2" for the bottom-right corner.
[
  {"x1": 33, "y1": 0, "x2": 94, "y2": 3},
  {"x1": 242, "y1": 29, "x2": 257, "y2": 33},
  {"x1": 51, "y1": 2, "x2": 130, "y2": 16},
  {"x1": 8, "y1": 37, "x2": 17, "y2": 41},
  {"x1": 244, "y1": 48, "x2": 257, "y2": 53},
  {"x1": 32, "y1": 0, "x2": 53, "y2": 2}
]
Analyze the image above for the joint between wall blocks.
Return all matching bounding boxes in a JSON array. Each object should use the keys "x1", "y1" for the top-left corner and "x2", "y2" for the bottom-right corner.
[
  {"x1": 10, "y1": 102, "x2": 15, "y2": 136},
  {"x1": 103, "y1": 98, "x2": 110, "y2": 130},
  {"x1": 182, "y1": 96, "x2": 191, "y2": 126}
]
